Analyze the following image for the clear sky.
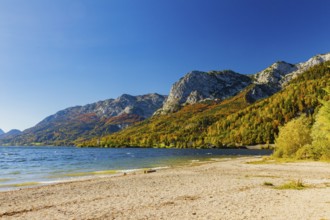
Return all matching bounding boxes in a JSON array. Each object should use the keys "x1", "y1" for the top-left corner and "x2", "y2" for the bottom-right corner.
[{"x1": 1, "y1": 0, "x2": 330, "y2": 132}]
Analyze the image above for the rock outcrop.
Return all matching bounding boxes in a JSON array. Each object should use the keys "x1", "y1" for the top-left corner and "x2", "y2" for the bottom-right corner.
[
  {"x1": 156, "y1": 70, "x2": 252, "y2": 114},
  {"x1": 282, "y1": 53, "x2": 330, "y2": 85}
]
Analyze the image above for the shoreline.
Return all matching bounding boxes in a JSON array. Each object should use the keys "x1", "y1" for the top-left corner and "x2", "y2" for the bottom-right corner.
[
  {"x1": 0, "y1": 156, "x2": 231, "y2": 193},
  {"x1": 1, "y1": 157, "x2": 330, "y2": 219},
  {"x1": 0, "y1": 147, "x2": 272, "y2": 193}
]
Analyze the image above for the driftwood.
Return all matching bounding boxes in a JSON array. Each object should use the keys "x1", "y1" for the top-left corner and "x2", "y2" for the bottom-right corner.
[{"x1": 144, "y1": 169, "x2": 156, "y2": 174}]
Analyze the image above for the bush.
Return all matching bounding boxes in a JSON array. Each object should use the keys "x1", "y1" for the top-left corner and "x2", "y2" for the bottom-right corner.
[
  {"x1": 274, "y1": 114, "x2": 312, "y2": 158},
  {"x1": 295, "y1": 144, "x2": 321, "y2": 160},
  {"x1": 311, "y1": 91, "x2": 330, "y2": 160}
]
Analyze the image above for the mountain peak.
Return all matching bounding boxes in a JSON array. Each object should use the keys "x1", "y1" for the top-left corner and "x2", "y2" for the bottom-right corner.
[
  {"x1": 280, "y1": 52, "x2": 330, "y2": 85},
  {"x1": 0, "y1": 129, "x2": 22, "y2": 140},
  {"x1": 296, "y1": 52, "x2": 330, "y2": 71},
  {"x1": 118, "y1": 93, "x2": 135, "y2": 100},
  {"x1": 156, "y1": 70, "x2": 252, "y2": 114},
  {"x1": 254, "y1": 61, "x2": 297, "y2": 85}
]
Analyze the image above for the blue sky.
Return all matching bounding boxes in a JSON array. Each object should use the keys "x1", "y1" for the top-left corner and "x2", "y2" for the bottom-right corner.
[{"x1": 1, "y1": 0, "x2": 330, "y2": 132}]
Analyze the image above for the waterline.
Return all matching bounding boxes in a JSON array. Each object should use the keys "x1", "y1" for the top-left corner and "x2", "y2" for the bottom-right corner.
[{"x1": 0, "y1": 146, "x2": 272, "y2": 191}]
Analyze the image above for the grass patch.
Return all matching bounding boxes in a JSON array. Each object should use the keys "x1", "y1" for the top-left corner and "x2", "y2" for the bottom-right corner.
[
  {"x1": 263, "y1": 181, "x2": 274, "y2": 186},
  {"x1": 275, "y1": 179, "x2": 307, "y2": 190}
]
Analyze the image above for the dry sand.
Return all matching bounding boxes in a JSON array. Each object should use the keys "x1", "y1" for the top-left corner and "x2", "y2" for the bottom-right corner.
[{"x1": 0, "y1": 157, "x2": 330, "y2": 220}]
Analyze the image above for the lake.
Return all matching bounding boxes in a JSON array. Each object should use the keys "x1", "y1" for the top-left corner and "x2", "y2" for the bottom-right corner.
[{"x1": 0, "y1": 146, "x2": 272, "y2": 191}]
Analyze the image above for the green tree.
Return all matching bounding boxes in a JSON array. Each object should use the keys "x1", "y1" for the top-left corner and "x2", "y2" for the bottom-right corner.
[
  {"x1": 310, "y1": 88, "x2": 330, "y2": 160},
  {"x1": 274, "y1": 114, "x2": 312, "y2": 158}
]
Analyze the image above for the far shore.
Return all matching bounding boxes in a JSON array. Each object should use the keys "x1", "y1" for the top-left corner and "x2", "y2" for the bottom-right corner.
[{"x1": 0, "y1": 157, "x2": 329, "y2": 219}]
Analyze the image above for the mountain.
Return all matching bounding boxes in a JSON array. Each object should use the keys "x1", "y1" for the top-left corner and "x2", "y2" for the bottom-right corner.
[
  {"x1": 0, "y1": 129, "x2": 22, "y2": 140},
  {"x1": 156, "y1": 53, "x2": 330, "y2": 115},
  {"x1": 0, "y1": 93, "x2": 166, "y2": 146},
  {"x1": 79, "y1": 55, "x2": 330, "y2": 148},
  {"x1": 284, "y1": 53, "x2": 330, "y2": 84},
  {"x1": 156, "y1": 70, "x2": 252, "y2": 114},
  {"x1": 2, "y1": 52, "x2": 330, "y2": 147},
  {"x1": 0, "y1": 129, "x2": 4, "y2": 135}
]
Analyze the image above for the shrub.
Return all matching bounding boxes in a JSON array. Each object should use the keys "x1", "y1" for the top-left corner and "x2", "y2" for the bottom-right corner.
[
  {"x1": 311, "y1": 90, "x2": 330, "y2": 160},
  {"x1": 274, "y1": 115, "x2": 312, "y2": 158},
  {"x1": 275, "y1": 179, "x2": 306, "y2": 190}
]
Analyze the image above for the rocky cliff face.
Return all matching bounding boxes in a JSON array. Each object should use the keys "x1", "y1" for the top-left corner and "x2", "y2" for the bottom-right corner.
[
  {"x1": 254, "y1": 53, "x2": 330, "y2": 87},
  {"x1": 253, "y1": 61, "x2": 297, "y2": 86},
  {"x1": 156, "y1": 70, "x2": 252, "y2": 114},
  {"x1": 247, "y1": 53, "x2": 330, "y2": 101},
  {"x1": 282, "y1": 53, "x2": 330, "y2": 84}
]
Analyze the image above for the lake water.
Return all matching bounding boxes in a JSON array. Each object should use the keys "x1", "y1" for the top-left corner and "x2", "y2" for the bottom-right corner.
[{"x1": 0, "y1": 146, "x2": 272, "y2": 191}]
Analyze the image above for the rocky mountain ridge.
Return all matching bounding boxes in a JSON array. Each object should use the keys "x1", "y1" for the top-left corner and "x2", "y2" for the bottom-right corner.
[
  {"x1": 1, "y1": 93, "x2": 166, "y2": 145},
  {"x1": 38, "y1": 93, "x2": 166, "y2": 127},
  {"x1": 156, "y1": 70, "x2": 252, "y2": 114},
  {"x1": 157, "y1": 53, "x2": 330, "y2": 114}
]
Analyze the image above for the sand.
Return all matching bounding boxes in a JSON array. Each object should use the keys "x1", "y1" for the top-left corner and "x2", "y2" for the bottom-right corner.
[{"x1": 0, "y1": 157, "x2": 330, "y2": 220}]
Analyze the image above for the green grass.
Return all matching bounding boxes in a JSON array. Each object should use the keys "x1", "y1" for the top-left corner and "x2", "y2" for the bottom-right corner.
[{"x1": 275, "y1": 179, "x2": 307, "y2": 190}]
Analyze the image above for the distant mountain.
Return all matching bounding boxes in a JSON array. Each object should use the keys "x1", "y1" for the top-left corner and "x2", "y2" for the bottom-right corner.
[
  {"x1": 0, "y1": 129, "x2": 22, "y2": 140},
  {"x1": 0, "y1": 129, "x2": 4, "y2": 135},
  {"x1": 0, "y1": 93, "x2": 166, "y2": 146}
]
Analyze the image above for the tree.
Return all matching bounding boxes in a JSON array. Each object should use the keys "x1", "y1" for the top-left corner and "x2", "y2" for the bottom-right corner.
[
  {"x1": 274, "y1": 114, "x2": 312, "y2": 158},
  {"x1": 310, "y1": 88, "x2": 330, "y2": 160}
]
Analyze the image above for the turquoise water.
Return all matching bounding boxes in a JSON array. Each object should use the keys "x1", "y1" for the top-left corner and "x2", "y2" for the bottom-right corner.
[{"x1": 0, "y1": 146, "x2": 272, "y2": 191}]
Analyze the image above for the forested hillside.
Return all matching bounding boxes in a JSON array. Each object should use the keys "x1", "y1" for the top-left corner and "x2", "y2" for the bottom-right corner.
[{"x1": 79, "y1": 61, "x2": 330, "y2": 148}]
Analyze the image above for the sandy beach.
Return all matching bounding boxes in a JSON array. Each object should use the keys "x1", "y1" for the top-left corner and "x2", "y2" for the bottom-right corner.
[{"x1": 0, "y1": 157, "x2": 330, "y2": 220}]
